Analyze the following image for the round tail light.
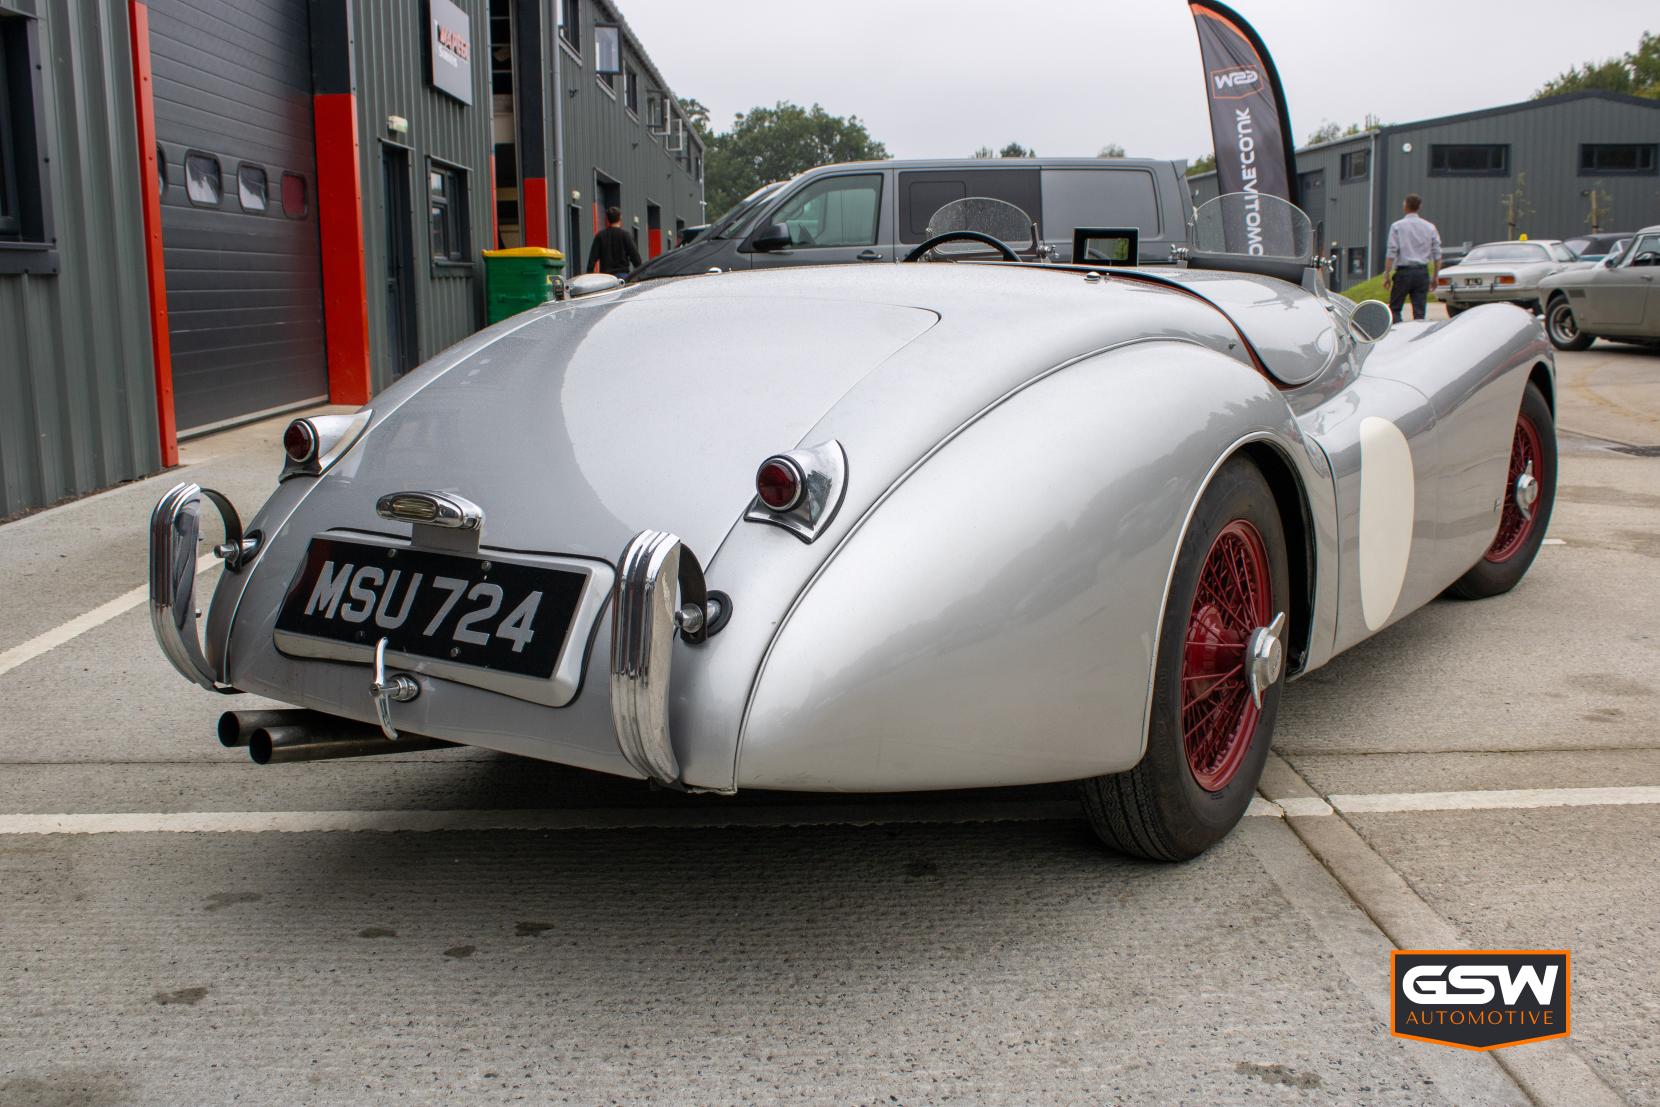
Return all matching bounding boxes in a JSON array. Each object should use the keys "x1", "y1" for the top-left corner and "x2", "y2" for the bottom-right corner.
[
  {"x1": 755, "y1": 456, "x2": 805, "y2": 512},
  {"x1": 283, "y1": 419, "x2": 318, "y2": 463}
]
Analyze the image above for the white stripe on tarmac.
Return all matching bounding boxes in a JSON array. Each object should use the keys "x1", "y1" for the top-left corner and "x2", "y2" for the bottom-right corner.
[
  {"x1": 0, "y1": 787, "x2": 1653, "y2": 836},
  {"x1": 1329, "y1": 785, "x2": 1660, "y2": 814},
  {"x1": 0, "y1": 553, "x2": 216, "y2": 679}
]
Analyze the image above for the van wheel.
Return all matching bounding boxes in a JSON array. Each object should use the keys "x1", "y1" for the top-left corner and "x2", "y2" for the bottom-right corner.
[{"x1": 1081, "y1": 457, "x2": 1289, "y2": 861}]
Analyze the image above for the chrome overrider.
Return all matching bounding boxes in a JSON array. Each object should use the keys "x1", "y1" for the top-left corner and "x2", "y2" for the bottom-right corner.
[
  {"x1": 149, "y1": 482, "x2": 248, "y2": 694},
  {"x1": 609, "y1": 529, "x2": 724, "y2": 785}
]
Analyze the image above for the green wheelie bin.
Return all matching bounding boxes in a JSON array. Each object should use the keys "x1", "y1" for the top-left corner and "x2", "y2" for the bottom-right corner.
[{"x1": 483, "y1": 246, "x2": 565, "y2": 324}]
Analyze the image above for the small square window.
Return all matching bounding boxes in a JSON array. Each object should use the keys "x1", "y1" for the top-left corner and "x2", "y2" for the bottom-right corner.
[
  {"x1": 428, "y1": 161, "x2": 469, "y2": 264},
  {"x1": 1, "y1": 12, "x2": 53, "y2": 251},
  {"x1": 281, "y1": 173, "x2": 308, "y2": 219},
  {"x1": 559, "y1": 0, "x2": 579, "y2": 54},
  {"x1": 237, "y1": 164, "x2": 268, "y2": 212},
  {"x1": 624, "y1": 66, "x2": 639, "y2": 114},
  {"x1": 1347, "y1": 246, "x2": 1367, "y2": 277},
  {"x1": 1339, "y1": 149, "x2": 1368, "y2": 182},
  {"x1": 185, "y1": 152, "x2": 222, "y2": 206}
]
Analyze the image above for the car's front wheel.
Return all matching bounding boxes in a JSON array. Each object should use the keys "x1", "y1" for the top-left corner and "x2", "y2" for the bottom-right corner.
[
  {"x1": 1081, "y1": 457, "x2": 1290, "y2": 861},
  {"x1": 1448, "y1": 382, "x2": 1556, "y2": 599},
  {"x1": 1546, "y1": 296, "x2": 1593, "y2": 351}
]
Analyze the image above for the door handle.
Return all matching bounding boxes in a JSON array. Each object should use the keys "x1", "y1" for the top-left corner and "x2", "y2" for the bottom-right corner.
[{"x1": 856, "y1": 249, "x2": 883, "y2": 261}]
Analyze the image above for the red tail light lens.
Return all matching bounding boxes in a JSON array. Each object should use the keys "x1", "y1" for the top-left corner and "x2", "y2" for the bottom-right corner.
[
  {"x1": 283, "y1": 419, "x2": 318, "y2": 463},
  {"x1": 1497, "y1": 275, "x2": 1517, "y2": 286},
  {"x1": 1435, "y1": 277, "x2": 1449, "y2": 288},
  {"x1": 756, "y1": 457, "x2": 804, "y2": 512}
]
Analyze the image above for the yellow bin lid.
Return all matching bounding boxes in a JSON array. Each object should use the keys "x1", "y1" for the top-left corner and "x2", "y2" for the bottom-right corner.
[{"x1": 483, "y1": 246, "x2": 565, "y2": 259}]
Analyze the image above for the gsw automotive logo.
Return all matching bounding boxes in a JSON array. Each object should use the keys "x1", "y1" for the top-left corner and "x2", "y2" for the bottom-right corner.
[
  {"x1": 1209, "y1": 65, "x2": 1263, "y2": 99},
  {"x1": 1391, "y1": 950, "x2": 1570, "y2": 1050}
]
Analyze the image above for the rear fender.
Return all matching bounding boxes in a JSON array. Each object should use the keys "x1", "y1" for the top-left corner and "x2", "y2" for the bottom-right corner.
[{"x1": 735, "y1": 340, "x2": 1332, "y2": 792}]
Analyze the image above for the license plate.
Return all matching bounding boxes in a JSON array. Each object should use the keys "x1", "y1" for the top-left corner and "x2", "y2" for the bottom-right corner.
[
  {"x1": 274, "y1": 537, "x2": 587, "y2": 679},
  {"x1": 1464, "y1": 278, "x2": 1484, "y2": 287}
]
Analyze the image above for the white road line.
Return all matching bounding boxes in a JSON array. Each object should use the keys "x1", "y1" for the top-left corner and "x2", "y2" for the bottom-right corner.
[
  {"x1": 0, "y1": 553, "x2": 216, "y2": 679},
  {"x1": 1330, "y1": 785, "x2": 1660, "y2": 814},
  {"x1": 1275, "y1": 796, "x2": 1334, "y2": 817},
  {"x1": 1542, "y1": 537, "x2": 1566, "y2": 546}
]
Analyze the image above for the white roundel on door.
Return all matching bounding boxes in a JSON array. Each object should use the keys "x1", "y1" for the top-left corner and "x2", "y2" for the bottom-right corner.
[{"x1": 1358, "y1": 416, "x2": 1415, "y2": 631}]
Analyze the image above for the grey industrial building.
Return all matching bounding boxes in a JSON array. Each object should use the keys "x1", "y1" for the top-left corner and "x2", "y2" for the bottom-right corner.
[
  {"x1": 1192, "y1": 91, "x2": 1660, "y2": 290},
  {"x1": 0, "y1": 0, "x2": 702, "y2": 518}
]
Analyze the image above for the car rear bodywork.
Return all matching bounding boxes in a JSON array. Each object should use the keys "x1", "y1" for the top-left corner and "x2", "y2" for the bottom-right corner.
[{"x1": 152, "y1": 262, "x2": 1549, "y2": 796}]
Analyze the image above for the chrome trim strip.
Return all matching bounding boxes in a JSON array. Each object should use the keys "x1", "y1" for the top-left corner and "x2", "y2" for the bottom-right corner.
[
  {"x1": 743, "y1": 440, "x2": 849, "y2": 543},
  {"x1": 149, "y1": 482, "x2": 241, "y2": 693},
  {"x1": 270, "y1": 533, "x2": 613, "y2": 709}
]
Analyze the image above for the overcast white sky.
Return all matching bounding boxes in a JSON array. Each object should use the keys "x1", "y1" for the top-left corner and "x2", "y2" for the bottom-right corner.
[{"x1": 616, "y1": 0, "x2": 1656, "y2": 162}]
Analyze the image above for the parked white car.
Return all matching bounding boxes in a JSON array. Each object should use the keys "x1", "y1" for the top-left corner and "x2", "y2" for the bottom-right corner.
[{"x1": 1435, "y1": 240, "x2": 1580, "y2": 316}]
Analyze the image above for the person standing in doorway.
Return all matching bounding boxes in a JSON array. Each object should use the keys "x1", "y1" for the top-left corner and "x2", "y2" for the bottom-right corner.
[
  {"x1": 1383, "y1": 194, "x2": 1441, "y2": 322},
  {"x1": 587, "y1": 206, "x2": 641, "y2": 279}
]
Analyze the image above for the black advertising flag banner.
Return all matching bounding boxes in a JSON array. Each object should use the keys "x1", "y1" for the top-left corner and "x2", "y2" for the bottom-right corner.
[{"x1": 1189, "y1": 1, "x2": 1301, "y2": 255}]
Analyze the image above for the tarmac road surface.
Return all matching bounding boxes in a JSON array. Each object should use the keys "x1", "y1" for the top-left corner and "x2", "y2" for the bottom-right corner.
[{"x1": 1, "y1": 327, "x2": 1657, "y2": 1106}]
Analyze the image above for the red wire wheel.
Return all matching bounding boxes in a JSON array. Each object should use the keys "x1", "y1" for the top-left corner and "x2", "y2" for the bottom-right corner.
[
  {"x1": 1485, "y1": 412, "x2": 1543, "y2": 563},
  {"x1": 1182, "y1": 519, "x2": 1272, "y2": 792}
]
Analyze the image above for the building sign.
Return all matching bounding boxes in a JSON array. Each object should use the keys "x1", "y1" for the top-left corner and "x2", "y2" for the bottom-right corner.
[{"x1": 428, "y1": 0, "x2": 473, "y2": 105}]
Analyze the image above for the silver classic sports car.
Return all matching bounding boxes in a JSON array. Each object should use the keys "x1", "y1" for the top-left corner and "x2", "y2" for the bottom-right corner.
[
  {"x1": 1540, "y1": 225, "x2": 1660, "y2": 351},
  {"x1": 150, "y1": 195, "x2": 1556, "y2": 861},
  {"x1": 1434, "y1": 239, "x2": 1581, "y2": 316}
]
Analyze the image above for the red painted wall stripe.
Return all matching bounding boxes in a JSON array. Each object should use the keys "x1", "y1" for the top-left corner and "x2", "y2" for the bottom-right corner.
[
  {"x1": 590, "y1": 201, "x2": 600, "y2": 270},
  {"x1": 648, "y1": 227, "x2": 662, "y2": 258},
  {"x1": 127, "y1": 2, "x2": 177, "y2": 468},
  {"x1": 312, "y1": 93, "x2": 371, "y2": 405},
  {"x1": 522, "y1": 177, "x2": 548, "y2": 248}
]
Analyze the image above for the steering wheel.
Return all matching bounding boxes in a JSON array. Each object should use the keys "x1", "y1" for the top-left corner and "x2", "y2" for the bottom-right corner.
[{"x1": 903, "y1": 230, "x2": 1021, "y2": 263}]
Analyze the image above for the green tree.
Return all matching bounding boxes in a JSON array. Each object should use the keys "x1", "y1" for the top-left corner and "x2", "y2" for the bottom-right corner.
[
  {"x1": 680, "y1": 97, "x2": 713, "y2": 138},
  {"x1": 998, "y1": 141, "x2": 1035, "y2": 157},
  {"x1": 1098, "y1": 143, "x2": 1126, "y2": 158},
  {"x1": 1535, "y1": 31, "x2": 1660, "y2": 98},
  {"x1": 702, "y1": 101, "x2": 889, "y2": 218},
  {"x1": 1187, "y1": 152, "x2": 1216, "y2": 176}
]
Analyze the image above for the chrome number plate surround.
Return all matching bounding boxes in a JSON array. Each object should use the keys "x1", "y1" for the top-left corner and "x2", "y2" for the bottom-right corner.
[{"x1": 272, "y1": 530, "x2": 614, "y2": 708}]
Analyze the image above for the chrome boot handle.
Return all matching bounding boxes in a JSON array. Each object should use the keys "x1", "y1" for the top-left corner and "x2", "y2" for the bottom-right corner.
[{"x1": 370, "y1": 638, "x2": 419, "y2": 740}]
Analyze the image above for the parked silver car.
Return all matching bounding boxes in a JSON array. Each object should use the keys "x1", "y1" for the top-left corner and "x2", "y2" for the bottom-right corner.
[
  {"x1": 1435, "y1": 239, "x2": 1580, "y2": 315},
  {"x1": 149, "y1": 194, "x2": 1554, "y2": 861},
  {"x1": 1540, "y1": 225, "x2": 1660, "y2": 351},
  {"x1": 1562, "y1": 232, "x2": 1634, "y2": 266}
]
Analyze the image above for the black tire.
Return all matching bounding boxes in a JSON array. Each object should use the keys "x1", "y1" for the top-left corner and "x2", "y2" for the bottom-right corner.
[
  {"x1": 1546, "y1": 296, "x2": 1593, "y2": 352},
  {"x1": 1448, "y1": 382, "x2": 1556, "y2": 600},
  {"x1": 1081, "y1": 457, "x2": 1290, "y2": 861}
]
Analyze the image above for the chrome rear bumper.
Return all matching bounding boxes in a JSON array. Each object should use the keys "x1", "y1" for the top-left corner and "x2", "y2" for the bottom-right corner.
[
  {"x1": 609, "y1": 530, "x2": 722, "y2": 786},
  {"x1": 149, "y1": 482, "x2": 245, "y2": 694}
]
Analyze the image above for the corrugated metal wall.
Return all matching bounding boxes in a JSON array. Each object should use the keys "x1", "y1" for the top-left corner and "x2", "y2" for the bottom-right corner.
[
  {"x1": 553, "y1": 0, "x2": 703, "y2": 262},
  {"x1": 352, "y1": 0, "x2": 492, "y2": 390},
  {"x1": 1381, "y1": 96, "x2": 1660, "y2": 260},
  {"x1": 0, "y1": 0, "x2": 158, "y2": 518}
]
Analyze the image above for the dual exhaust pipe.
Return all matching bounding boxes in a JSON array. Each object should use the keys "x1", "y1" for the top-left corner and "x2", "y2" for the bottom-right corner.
[{"x1": 217, "y1": 710, "x2": 453, "y2": 764}]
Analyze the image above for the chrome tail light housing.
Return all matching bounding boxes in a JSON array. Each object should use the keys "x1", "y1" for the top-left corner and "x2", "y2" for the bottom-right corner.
[{"x1": 280, "y1": 409, "x2": 373, "y2": 480}]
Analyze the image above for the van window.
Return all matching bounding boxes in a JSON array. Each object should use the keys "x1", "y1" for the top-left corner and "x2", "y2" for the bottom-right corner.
[
  {"x1": 1041, "y1": 168, "x2": 1161, "y2": 243},
  {"x1": 898, "y1": 169, "x2": 1041, "y2": 243},
  {"x1": 770, "y1": 173, "x2": 882, "y2": 248}
]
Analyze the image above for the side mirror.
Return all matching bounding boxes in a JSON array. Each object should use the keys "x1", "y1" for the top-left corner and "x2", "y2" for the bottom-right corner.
[
  {"x1": 751, "y1": 222, "x2": 792, "y2": 252},
  {"x1": 1605, "y1": 255, "x2": 1620, "y2": 268},
  {"x1": 1349, "y1": 299, "x2": 1393, "y2": 343}
]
